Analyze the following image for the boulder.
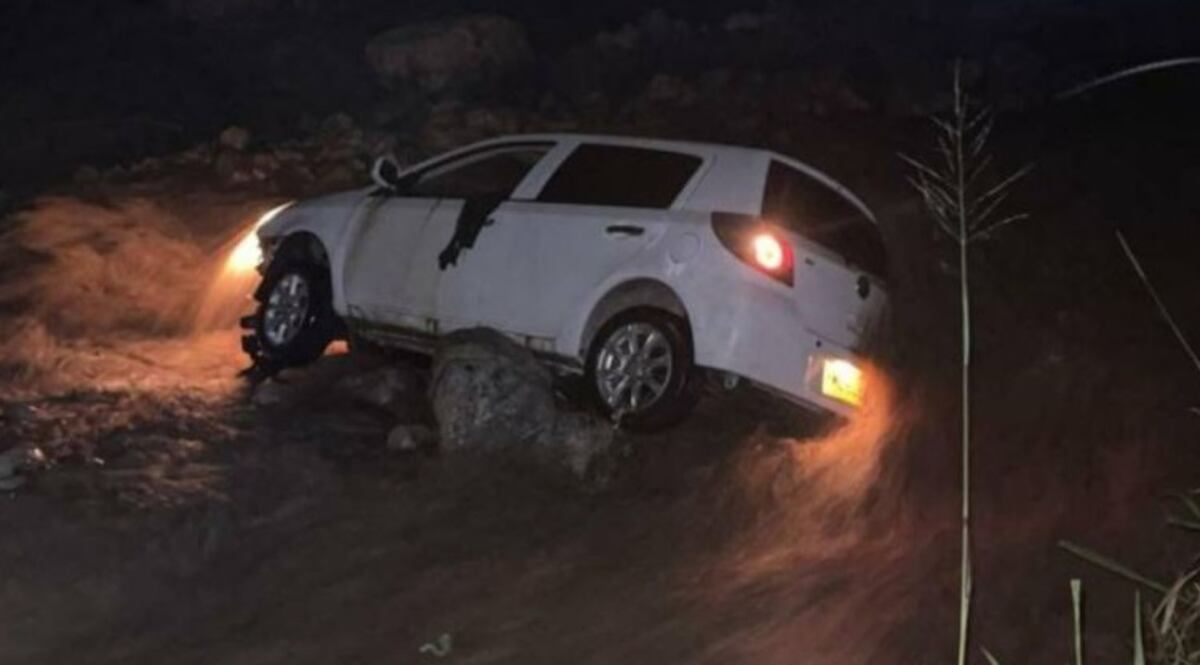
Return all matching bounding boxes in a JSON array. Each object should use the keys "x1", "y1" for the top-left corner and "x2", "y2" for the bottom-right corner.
[
  {"x1": 365, "y1": 15, "x2": 532, "y2": 93},
  {"x1": 335, "y1": 364, "x2": 426, "y2": 422},
  {"x1": 218, "y1": 126, "x2": 252, "y2": 151},
  {"x1": 430, "y1": 328, "x2": 618, "y2": 483},
  {"x1": 430, "y1": 328, "x2": 557, "y2": 453},
  {"x1": 213, "y1": 150, "x2": 256, "y2": 183},
  {"x1": 0, "y1": 445, "x2": 42, "y2": 491}
]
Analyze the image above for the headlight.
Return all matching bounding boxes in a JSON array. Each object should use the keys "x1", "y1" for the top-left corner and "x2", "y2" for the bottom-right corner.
[{"x1": 225, "y1": 202, "x2": 294, "y2": 274}]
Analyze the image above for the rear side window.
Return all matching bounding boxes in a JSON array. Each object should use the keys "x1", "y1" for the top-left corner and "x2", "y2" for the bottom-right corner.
[
  {"x1": 762, "y1": 161, "x2": 887, "y2": 277},
  {"x1": 537, "y1": 144, "x2": 702, "y2": 208}
]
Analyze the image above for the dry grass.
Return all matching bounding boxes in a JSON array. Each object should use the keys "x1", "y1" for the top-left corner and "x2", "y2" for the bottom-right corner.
[{"x1": 1059, "y1": 491, "x2": 1200, "y2": 664}]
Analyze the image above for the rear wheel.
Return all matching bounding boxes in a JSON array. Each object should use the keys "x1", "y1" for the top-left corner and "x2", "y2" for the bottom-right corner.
[
  {"x1": 243, "y1": 259, "x2": 337, "y2": 372},
  {"x1": 585, "y1": 308, "x2": 698, "y2": 431}
]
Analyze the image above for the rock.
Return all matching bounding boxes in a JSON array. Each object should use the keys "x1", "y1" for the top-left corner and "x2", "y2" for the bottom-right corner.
[
  {"x1": 430, "y1": 328, "x2": 618, "y2": 483},
  {"x1": 386, "y1": 424, "x2": 437, "y2": 452},
  {"x1": 175, "y1": 144, "x2": 214, "y2": 165},
  {"x1": 365, "y1": 15, "x2": 532, "y2": 93},
  {"x1": 213, "y1": 149, "x2": 255, "y2": 183},
  {"x1": 251, "y1": 152, "x2": 281, "y2": 173},
  {"x1": 0, "y1": 445, "x2": 39, "y2": 491},
  {"x1": 550, "y1": 412, "x2": 617, "y2": 482},
  {"x1": 2, "y1": 403, "x2": 41, "y2": 426},
  {"x1": 218, "y1": 126, "x2": 252, "y2": 151},
  {"x1": 335, "y1": 364, "x2": 424, "y2": 420},
  {"x1": 431, "y1": 328, "x2": 556, "y2": 453},
  {"x1": 313, "y1": 164, "x2": 361, "y2": 191}
]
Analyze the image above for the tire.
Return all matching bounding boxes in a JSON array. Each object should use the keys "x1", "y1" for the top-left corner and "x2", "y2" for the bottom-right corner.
[
  {"x1": 585, "y1": 308, "x2": 698, "y2": 431},
  {"x1": 245, "y1": 259, "x2": 337, "y2": 371}
]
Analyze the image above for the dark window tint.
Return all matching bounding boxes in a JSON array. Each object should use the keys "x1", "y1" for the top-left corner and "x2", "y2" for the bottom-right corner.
[
  {"x1": 411, "y1": 147, "x2": 549, "y2": 198},
  {"x1": 762, "y1": 161, "x2": 887, "y2": 277},
  {"x1": 537, "y1": 144, "x2": 702, "y2": 208}
]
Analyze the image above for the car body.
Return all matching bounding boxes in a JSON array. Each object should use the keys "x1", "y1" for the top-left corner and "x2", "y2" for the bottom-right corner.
[{"x1": 244, "y1": 133, "x2": 888, "y2": 425}]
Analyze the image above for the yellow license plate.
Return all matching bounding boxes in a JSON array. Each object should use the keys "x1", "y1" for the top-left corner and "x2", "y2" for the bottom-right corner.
[{"x1": 821, "y1": 358, "x2": 865, "y2": 406}]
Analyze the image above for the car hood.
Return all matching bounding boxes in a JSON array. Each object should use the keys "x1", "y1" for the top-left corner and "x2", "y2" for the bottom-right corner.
[{"x1": 258, "y1": 187, "x2": 373, "y2": 239}]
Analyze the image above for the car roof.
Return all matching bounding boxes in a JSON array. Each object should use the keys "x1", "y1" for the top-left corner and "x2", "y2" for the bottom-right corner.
[
  {"x1": 484, "y1": 132, "x2": 769, "y2": 160},
  {"x1": 416, "y1": 132, "x2": 878, "y2": 224}
]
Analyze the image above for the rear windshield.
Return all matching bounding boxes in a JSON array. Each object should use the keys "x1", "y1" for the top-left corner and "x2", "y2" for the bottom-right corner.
[
  {"x1": 537, "y1": 144, "x2": 702, "y2": 209},
  {"x1": 762, "y1": 160, "x2": 887, "y2": 277}
]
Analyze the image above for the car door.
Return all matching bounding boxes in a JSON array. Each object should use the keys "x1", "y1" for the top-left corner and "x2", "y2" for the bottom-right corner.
[
  {"x1": 515, "y1": 143, "x2": 707, "y2": 340},
  {"x1": 399, "y1": 143, "x2": 554, "y2": 336},
  {"x1": 342, "y1": 143, "x2": 553, "y2": 334},
  {"x1": 341, "y1": 194, "x2": 440, "y2": 329}
]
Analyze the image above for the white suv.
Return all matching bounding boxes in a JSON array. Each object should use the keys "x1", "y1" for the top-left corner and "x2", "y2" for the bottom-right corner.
[{"x1": 241, "y1": 133, "x2": 888, "y2": 429}]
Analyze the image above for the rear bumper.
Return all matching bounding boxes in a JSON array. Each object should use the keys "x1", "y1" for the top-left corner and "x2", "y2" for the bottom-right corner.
[
  {"x1": 705, "y1": 332, "x2": 864, "y2": 418},
  {"x1": 687, "y1": 276, "x2": 871, "y2": 418}
]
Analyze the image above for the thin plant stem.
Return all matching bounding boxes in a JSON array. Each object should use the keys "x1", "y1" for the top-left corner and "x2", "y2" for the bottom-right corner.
[
  {"x1": 1134, "y1": 592, "x2": 1146, "y2": 665},
  {"x1": 1058, "y1": 540, "x2": 1170, "y2": 595},
  {"x1": 1115, "y1": 229, "x2": 1200, "y2": 381},
  {"x1": 1072, "y1": 579, "x2": 1084, "y2": 665},
  {"x1": 1057, "y1": 57, "x2": 1200, "y2": 100},
  {"x1": 954, "y1": 63, "x2": 974, "y2": 665},
  {"x1": 902, "y1": 63, "x2": 1028, "y2": 665}
]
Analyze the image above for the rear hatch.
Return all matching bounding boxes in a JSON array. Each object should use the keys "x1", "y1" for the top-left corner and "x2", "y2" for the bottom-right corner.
[
  {"x1": 788, "y1": 234, "x2": 888, "y2": 347},
  {"x1": 761, "y1": 159, "x2": 888, "y2": 348}
]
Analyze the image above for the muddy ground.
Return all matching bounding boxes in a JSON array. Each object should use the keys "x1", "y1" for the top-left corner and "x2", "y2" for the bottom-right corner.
[{"x1": 3, "y1": 82, "x2": 1200, "y2": 665}]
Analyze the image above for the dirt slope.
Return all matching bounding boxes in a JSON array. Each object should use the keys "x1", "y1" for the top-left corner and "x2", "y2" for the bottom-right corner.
[{"x1": 2, "y1": 96, "x2": 1200, "y2": 664}]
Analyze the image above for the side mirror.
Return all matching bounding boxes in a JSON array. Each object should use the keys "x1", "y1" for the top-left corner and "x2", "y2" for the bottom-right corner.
[{"x1": 371, "y1": 154, "x2": 404, "y2": 190}]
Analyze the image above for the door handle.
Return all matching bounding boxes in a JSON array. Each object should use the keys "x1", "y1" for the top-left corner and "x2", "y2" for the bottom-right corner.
[{"x1": 605, "y1": 225, "x2": 644, "y2": 236}]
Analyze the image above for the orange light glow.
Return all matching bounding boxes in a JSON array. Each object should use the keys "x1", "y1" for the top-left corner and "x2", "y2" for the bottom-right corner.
[
  {"x1": 821, "y1": 358, "x2": 865, "y2": 406},
  {"x1": 227, "y1": 228, "x2": 263, "y2": 273},
  {"x1": 752, "y1": 233, "x2": 785, "y2": 270},
  {"x1": 223, "y1": 202, "x2": 294, "y2": 275}
]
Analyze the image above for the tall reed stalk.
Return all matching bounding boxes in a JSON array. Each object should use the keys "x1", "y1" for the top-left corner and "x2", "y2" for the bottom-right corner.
[{"x1": 901, "y1": 63, "x2": 1031, "y2": 665}]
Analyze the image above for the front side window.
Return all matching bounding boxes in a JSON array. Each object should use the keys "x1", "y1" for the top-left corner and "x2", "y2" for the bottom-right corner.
[
  {"x1": 762, "y1": 161, "x2": 887, "y2": 277},
  {"x1": 537, "y1": 144, "x2": 703, "y2": 209},
  {"x1": 410, "y1": 146, "x2": 550, "y2": 199}
]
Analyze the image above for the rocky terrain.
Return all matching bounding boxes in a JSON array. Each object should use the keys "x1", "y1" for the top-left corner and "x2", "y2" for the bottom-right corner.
[{"x1": 2, "y1": 2, "x2": 1200, "y2": 664}]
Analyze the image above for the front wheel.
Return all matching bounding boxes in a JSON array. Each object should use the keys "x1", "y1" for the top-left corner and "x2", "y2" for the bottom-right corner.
[
  {"x1": 585, "y1": 308, "x2": 698, "y2": 431},
  {"x1": 244, "y1": 260, "x2": 337, "y2": 372}
]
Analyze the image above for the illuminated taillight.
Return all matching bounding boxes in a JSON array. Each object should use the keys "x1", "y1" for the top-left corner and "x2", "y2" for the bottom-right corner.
[
  {"x1": 712, "y1": 212, "x2": 794, "y2": 285},
  {"x1": 753, "y1": 233, "x2": 785, "y2": 270}
]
